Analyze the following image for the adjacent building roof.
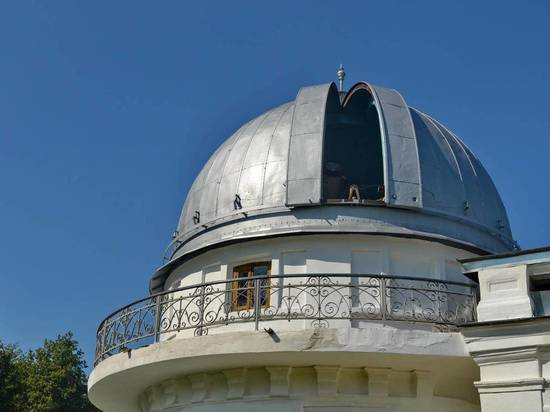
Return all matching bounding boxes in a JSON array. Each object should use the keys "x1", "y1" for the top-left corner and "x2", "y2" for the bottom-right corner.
[{"x1": 460, "y1": 246, "x2": 550, "y2": 274}]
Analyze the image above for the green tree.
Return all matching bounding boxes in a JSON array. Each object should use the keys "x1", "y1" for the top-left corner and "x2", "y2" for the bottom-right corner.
[
  {"x1": 0, "y1": 332, "x2": 96, "y2": 412},
  {"x1": 0, "y1": 342, "x2": 25, "y2": 411}
]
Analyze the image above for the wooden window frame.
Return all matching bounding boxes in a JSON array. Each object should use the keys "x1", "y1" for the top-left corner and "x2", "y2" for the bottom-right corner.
[{"x1": 231, "y1": 262, "x2": 271, "y2": 311}]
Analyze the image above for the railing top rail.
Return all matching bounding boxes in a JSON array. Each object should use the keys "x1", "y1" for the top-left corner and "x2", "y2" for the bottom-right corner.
[{"x1": 96, "y1": 273, "x2": 477, "y2": 333}]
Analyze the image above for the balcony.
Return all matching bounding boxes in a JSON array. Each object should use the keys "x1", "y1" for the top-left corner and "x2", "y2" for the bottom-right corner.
[{"x1": 94, "y1": 273, "x2": 478, "y2": 366}]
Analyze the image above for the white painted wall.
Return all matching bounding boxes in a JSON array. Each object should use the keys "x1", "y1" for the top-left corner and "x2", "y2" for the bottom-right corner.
[
  {"x1": 476, "y1": 264, "x2": 534, "y2": 322},
  {"x1": 165, "y1": 234, "x2": 476, "y2": 291},
  {"x1": 157, "y1": 235, "x2": 477, "y2": 341}
]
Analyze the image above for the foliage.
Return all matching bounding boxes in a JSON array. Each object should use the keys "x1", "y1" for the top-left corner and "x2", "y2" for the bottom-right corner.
[
  {"x1": 0, "y1": 342, "x2": 25, "y2": 410},
  {"x1": 0, "y1": 332, "x2": 96, "y2": 412}
]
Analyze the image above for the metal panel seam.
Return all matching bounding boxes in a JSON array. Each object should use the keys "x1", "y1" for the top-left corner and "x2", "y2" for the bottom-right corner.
[
  {"x1": 260, "y1": 104, "x2": 293, "y2": 204},
  {"x1": 418, "y1": 110, "x2": 464, "y2": 182},
  {"x1": 317, "y1": 84, "x2": 335, "y2": 204},
  {"x1": 427, "y1": 115, "x2": 486, "y2": 222},
  {"x1": 233, "y1": 112, "x2": 272, "y2": 208},
  {"x1": 396, "y1": 95, "x2": 423, "y2": 206},
  {"x1": 213, "y1": 122, "x2": 254, "y2": 217},
  {"x1": 284, "y1": 91, "x2": 300, "y2": 205},
  {"x1": 364, "y1": 83, "x2": 391, "y2": 205},
  {"x1": 448, "y1": 130, "x2": 479, "y2": 177},
  {"x1": 428, "y1": 115, "x2": 478, "y2": 177}
]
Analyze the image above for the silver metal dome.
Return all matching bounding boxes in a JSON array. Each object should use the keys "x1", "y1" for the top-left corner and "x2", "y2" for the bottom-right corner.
[{"x1": 150, "y1": 81, "x2": 514, "y2": 291}]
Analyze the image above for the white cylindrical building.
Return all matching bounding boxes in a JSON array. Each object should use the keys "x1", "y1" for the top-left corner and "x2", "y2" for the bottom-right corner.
[{"x1": 88, "y1": 80, "x2": 514, "y2": 412}]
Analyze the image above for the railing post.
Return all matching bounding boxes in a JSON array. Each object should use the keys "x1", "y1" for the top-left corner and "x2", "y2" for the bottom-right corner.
[
  {"x1": 287, "y1": 281, "x2": 292, "y2": 321},
  {"x1": 254, "y1": 277, "x2": 261, "y2": 331},
  {"x1": 471, "y1": 285, "x2": 478, "y2": 322},
  {"x1": 224, "y1": 280, "x2": 231, "y2": 324},
  {"x1": 154, "y1": 295, "x2": 162, "y2": 343},
  {"x1": 436, "y1": 282, "x2": 442, "y2": 322},
  {"x1": 198, "y1": 284, "x2": 206, "y2": 336},
  {"x1": 99, "y1": 322, "x2": 107, "y2": 364},
  {"x1": 410, "y1": 288, "x2": 416, "y2": 319},
  {"x1": 317, "y1": 274, "x2": 322, "y2": 326},
  {"x1": 380, "y1": 277, "x2": 387, "y2": 321},
  {"x1": 350, "y1": 274, "x2": 358, "y2": 309}
]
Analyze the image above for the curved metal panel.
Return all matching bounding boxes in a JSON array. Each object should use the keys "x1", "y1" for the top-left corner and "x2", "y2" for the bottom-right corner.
[
  {"x1": 177, "y1": 122, "x2": 248, "y2": 234},
  {"x1": 411, "y1": 109, "x2": 466, "y2": 215},
  {"x1": 176, "y1": 104, "x2": 294, "y2": 236},
  {"x1": 286, "y1": 83, "x2": 339, "y2": 205},
  {"x1": 178, "y1": 152, "x2": 216, "y2": 232},
  {"x1": 263, "y1": 104, "x2": 293, "y2": 206},
  {"x1": 446, "y1": 125, "x2": 512, "y2": 239},
  {"x1": 368, "y1": 85, "x2": 422, "y2": 208},
  {"x1": 199, "y1": 140, "x2": 236, "y2": 224},
  {"x1": 266, "y1": 105, "x2": 293, "y2": 163},
  {"x1": 429, "y1": 117, "x2": 484, "y2": 224},
  {"x1": 237, "y1": 104, "x2": 289, "y2": 208}
]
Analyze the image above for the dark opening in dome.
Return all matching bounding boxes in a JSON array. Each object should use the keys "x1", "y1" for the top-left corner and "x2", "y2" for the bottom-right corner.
[{"x1": 323, "y1": 88, "x2": 384, "y2": 202}]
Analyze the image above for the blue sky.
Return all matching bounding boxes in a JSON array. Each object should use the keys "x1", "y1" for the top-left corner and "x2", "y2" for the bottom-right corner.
[{"x1": 1, "y1": 1, "x2": 549, "y2": 369}]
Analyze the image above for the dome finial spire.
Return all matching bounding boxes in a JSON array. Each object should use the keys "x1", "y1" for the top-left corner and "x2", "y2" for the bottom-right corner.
[{"x1": 337, "y1": 64, "x2": 346, "y2": 92}]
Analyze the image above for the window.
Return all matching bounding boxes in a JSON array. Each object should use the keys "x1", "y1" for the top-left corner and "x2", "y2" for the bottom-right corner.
[
  {"x1": 531, "y1": 274, "x2": 550, "y2": 316},
  {"x1": 323, "y1": 87, "x2": 384, "y2": 202},
  {"x1": 231, "y1": 262, "x2": 271, "y2": 311}
]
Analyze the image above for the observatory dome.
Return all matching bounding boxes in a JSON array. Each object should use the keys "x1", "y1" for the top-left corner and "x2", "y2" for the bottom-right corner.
[{"x1": 151, "y1": 81, "x2": 513, "y2": 291}]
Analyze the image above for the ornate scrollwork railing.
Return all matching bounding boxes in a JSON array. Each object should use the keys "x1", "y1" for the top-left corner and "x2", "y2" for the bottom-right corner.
[{"x1": 94, "y1": 274, "x2": 478, "y2": 365}]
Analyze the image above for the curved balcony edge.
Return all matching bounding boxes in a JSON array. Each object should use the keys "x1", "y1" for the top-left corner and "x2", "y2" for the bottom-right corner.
[{"x1": 94, "y1": 273, "x2": 478, "y2": 366}]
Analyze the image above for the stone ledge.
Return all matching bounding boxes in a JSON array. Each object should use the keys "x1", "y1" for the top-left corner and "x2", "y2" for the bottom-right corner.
[{"x1": 475, "y1": 377, "x2": 545, "y2": 393}]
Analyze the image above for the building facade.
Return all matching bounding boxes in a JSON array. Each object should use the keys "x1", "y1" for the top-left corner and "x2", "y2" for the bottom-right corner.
[{"x1": 88, "y1": 76, "x2": 545, "y2": 412}]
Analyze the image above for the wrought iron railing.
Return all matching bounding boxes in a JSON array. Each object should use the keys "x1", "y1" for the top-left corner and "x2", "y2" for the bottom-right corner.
[{"x1": 94, "y1": 274, "x2": 478, "y2": 365}]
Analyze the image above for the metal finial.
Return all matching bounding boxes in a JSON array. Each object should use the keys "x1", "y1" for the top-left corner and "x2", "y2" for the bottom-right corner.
[{"x1": 337, "y1": 64, "x2": 346, "y2": 92}]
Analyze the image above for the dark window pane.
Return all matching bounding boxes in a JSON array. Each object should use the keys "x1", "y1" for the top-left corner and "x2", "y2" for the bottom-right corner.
[
  {"x1": 253, "y1": 264, "x2": 270, "y2": 305},
  {"x1": 237, "y1": 278, "x2": 249, "y2": 288},
  {"x1": 235, "y1": 269, "x2": 250, "y2": 279},
  {"x1": 236, "y1": 287, "x2": 248, "y2": 307},
  {"x1": 253, "y1": 265, "x2": 269, "y2": 277}
]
